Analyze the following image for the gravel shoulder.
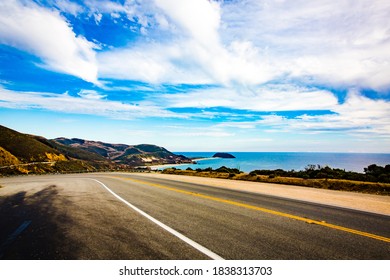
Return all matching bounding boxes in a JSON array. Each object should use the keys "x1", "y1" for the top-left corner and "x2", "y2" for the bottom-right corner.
[{"x1": 132, "y1": 172, "x2": 390, "y2": 216}]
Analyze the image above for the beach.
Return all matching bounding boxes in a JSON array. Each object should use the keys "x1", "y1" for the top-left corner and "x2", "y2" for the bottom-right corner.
[{"x1": 146, "y1": 157, "x2": 218, "y2": 170}]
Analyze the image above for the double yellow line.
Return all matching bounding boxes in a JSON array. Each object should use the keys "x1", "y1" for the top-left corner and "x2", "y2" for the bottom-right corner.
[{"x1": 113, "y1": 176, "x2": 390, "y2": 243}]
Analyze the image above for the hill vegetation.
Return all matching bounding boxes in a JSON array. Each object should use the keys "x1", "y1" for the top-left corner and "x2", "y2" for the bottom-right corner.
[
  {"x1": 34, "y1": 136, "x2": 107, "y2": 162},
  {"x1": 54, "y1": 138, "x2": 192, "y2": 166},
  {"x1": 248, "y1": 164, "x2": 390, "y2": 183},
  {"x1": 0, "y1": 146, "x2": 20, "y2": 166},
  {"x1": 0, "y1": 124, "x2": 192, "y2": 176},
  {"x1": 162, "y1": 165, "x2": 390, "y2": 195},
  {"x1": 0, "y1": 125, "x2": 65, "y2": 163}
]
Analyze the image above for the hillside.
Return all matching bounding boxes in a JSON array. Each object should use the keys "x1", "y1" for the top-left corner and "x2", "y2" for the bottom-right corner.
[
  {"x1": 0, "y1": 124, "x2": 192, "y2": 175},
  {"x1": 0, "y1": 146, "x2": 20, "y2": 167},
  {"x1": 0, "y1": 125, "x2": 102, "y2": 175},
  {"x1": 54, "y1": 138, "x2": 193, "y2": 166},
  {"x1": 34, "y1": 136, "x2": 108, "y2": 162},
  {"x1": 0, "y1": 125, "x2": 66, "y2": 163}
]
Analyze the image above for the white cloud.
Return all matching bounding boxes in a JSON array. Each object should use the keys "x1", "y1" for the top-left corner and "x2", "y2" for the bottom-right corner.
[
  {"x1": 214, "y1": 90, "x2": 390, "y2": 138},
  {"x1": 157, "y1": 84, "x2": 339, "y2": 111},
  {"x1": 0, "y1": 86, "x2": 180, "y2": 119},
  {"x1": 96, "y1": 0, "x2": 390, "y2": 90},
  {"x1": 97, "y1": 0, "x2": 390, "y2": 88},
  {"x1": 221, "y1": 0, "x2": 390, "y2": 90},
  {"x1": 288, "y1": 44, "x2": 390, "y2": 90},
  {"x1": 98, "y1": 41, "x2": 213, "y2": 84},
  {"x1": 155, "y1": 0, "x2": 221, "y2": 45},
  {"x1": 3, "y1": 0, "x2": 388, "y2": 90},
  {"x1": 83, "y1": 0, "x2": 159, "y2": 29},
  {"x1": 97, "y1": 0, "x2": 275, "y2": 85},
  {"x1": 84, "y1": 0, "x2": 126, "y2": 14},
  {"x1": 296, "y1": 90, "x2": 390, "y2": 136},
  {"x1": 0, "y1": 0, "x2": 98, "y2": 84},
  {"x1": 54, "y1": 0, "x2": 84, "y2": 16},
  {"x1": 77, "y1": 89, "x2": 106, "y2": 100}
]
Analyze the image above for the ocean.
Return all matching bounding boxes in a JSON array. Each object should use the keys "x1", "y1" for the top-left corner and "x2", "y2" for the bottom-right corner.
[{"x1": 163, "y1": 152, "x2": 390, "y2": 173}]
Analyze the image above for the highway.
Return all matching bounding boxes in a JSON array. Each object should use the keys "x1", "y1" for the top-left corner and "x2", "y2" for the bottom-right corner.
[{"x1": 0, "y1": 173, "x2": 389, "y2": 259}]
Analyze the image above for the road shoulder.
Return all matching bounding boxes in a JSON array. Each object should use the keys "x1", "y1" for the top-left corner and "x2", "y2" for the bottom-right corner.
[{"x1": 130, "y1": 172, "x2": 390, "y2": 216}]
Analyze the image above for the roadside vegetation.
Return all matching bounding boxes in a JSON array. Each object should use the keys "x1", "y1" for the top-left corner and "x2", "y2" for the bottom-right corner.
[
  {"x1": 161, "y1": 164, "x2": 390, "y2": 195},
  {"x1": 0, "y1": 160, "x2": 104, "y2": 176}
]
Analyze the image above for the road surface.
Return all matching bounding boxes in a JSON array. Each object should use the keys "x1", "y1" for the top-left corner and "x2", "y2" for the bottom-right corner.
[{"x1": 0, "y1": 173, "x2": 389, "y2": 259}]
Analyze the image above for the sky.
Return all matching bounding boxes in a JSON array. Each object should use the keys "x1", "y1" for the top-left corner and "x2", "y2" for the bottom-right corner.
[{"x1": 0, "y1": 0, "x2": 390, "y2": 153}]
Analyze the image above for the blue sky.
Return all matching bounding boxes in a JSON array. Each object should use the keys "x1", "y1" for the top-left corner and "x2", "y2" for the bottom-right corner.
[{"x1": 0, "y1": 0, "x2": 390, "y2": 152}]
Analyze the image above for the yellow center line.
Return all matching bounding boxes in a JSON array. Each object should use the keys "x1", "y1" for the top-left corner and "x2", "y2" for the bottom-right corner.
[{"x1": 111, "y1": 176, "x2": 390, "y2": 243}]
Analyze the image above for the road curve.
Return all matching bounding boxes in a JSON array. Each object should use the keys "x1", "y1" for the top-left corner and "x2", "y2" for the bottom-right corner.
[{"x1": 0, "y1": 173, "x2": 389, "y2": 259}]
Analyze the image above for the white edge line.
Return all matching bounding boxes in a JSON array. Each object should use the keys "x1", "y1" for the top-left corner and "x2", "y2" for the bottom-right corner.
[{"x1": 90, "y1": 178, "x2": 224, "y2": 260}]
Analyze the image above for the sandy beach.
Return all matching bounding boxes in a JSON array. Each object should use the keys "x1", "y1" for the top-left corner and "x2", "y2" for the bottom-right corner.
[
  {"x1": 133, "y1": 172, "x2": 390, "y2": 216},
  {"x1": 144, "y1": 157, "x2": 218, "y2": 170}
]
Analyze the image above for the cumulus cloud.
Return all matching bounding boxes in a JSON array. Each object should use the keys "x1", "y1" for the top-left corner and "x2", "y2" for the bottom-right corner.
[
  {"x1": 221, "y1": 0, "x2": 390, "y2": 90},
  {"x1": 97, "y1": 0, "x2": 274, "y2": 85},
  {"x1": 95, "y1": 0, "x2": 390, "y2": 91},
  {"x1": 155, "y1": 0, "x2": 221, "y2": 45},
  {"x1": 0, "y1": 0, "x2": 98, "y2": 84},
  {"x1": 5, "y1": 0, "x2": 387, "y2": 90}
]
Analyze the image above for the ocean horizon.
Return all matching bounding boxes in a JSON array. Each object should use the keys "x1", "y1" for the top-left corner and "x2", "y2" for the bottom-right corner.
[{"x1": 165, "y1": 152, "x2": 390, "y2": 173}]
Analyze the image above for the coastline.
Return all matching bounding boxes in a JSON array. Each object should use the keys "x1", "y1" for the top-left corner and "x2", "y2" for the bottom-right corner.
[
  {"x1": 143, "y1": 157, "x2": 218, "y2": 170},
  {"x1": 172, "y1": 152, "x2": 390, "y2": 173}
]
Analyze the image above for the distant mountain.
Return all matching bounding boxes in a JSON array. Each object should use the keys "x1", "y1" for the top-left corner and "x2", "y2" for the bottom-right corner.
[
  {"x1": 54, "y1": 138, "x2": 192, "y2": 166},
  {"x1": 34, "y1": 136, "x2": 107, "y2": 162},
  {"x1": 0, "y1": 124, "x2": 192, "y2": 175}
]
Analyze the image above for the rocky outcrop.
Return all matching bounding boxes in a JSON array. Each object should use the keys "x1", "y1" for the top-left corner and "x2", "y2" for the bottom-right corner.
[{"x1": 212, "y1": 152, "x2": 236, "y2": 158}]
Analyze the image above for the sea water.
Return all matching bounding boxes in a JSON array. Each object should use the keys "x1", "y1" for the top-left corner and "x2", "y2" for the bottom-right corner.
[{"x1": 163, "y1": 152, "x2": 390, "y2": 173}]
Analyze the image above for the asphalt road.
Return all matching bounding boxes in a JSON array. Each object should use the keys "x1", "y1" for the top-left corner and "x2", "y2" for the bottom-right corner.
[{"x1": 0, "y1": 173, "x2": 389, "y2": 259}]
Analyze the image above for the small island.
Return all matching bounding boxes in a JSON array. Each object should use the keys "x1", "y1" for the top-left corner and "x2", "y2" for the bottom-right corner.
[{"x1": 212, "y1": 152, "x2": 236, "y2": 158}]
